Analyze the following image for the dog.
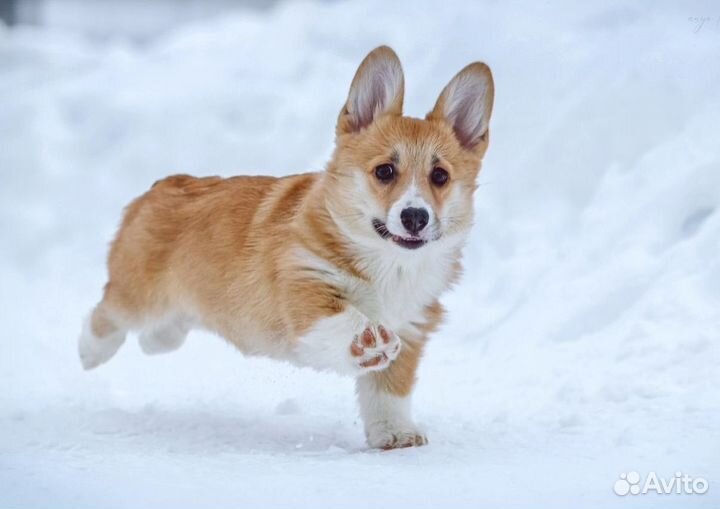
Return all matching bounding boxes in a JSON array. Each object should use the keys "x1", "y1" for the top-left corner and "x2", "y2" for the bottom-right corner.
[{"x1": 79, "y1": 46, "x2": 494, "y2": 449}]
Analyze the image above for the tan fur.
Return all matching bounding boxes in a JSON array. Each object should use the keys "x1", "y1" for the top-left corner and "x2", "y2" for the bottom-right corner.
[{"x1": 83, "y1": 46, "x2": 494, "y2": 449}]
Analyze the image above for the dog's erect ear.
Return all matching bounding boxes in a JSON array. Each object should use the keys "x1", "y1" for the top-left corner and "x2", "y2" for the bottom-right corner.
[
  {"x1": 337, "y1": 46, "x2": 404, "y2": 135},
  {"x1": 428, "y1": 63, "x2": 494, "y2": 150}
]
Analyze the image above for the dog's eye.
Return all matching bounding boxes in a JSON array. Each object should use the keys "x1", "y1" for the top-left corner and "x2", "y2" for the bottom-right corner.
[
  {"x1": 430, "y1": 167, "x2": 449, "y2": 187},
  {"x1": 374, "y1": 164, "x2": 395, "y2": 183}
]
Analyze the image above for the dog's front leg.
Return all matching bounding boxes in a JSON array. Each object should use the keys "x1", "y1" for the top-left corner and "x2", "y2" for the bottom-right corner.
[
  {"x1": 357, "y1": 338, "x2": 428, "y2": 449},
  {"x1": 294, "y1": 306, "x2": 402, "y2": 376}
]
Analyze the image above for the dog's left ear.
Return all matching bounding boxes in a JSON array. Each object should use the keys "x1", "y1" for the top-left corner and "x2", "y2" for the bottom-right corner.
[
  {"x1": 427, "y1": 63, "x2": 494, "y2": 150},
  {"x1": 337, "y1": 46, "x2": 405, "y2": 135}
]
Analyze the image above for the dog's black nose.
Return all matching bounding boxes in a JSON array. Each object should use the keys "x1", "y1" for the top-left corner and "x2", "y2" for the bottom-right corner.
[{"x1": 400, "y1": 207, "x2": 429, "y2": 235}]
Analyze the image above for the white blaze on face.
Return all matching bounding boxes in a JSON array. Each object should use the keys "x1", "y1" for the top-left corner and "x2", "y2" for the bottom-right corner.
[{"x1": 386, "y1": 178, "x2": 435, "y2": 239}]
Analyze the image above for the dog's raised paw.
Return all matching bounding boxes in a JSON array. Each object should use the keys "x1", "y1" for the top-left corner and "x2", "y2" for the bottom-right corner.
[{"x1": 350, "y1": 324, "x2": 401, "y2": 372}]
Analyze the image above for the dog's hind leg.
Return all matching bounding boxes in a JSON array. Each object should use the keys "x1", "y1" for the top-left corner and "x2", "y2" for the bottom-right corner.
[
  {"x1": 78, "y1": 298, "x2": 128, "y2": 370},
  {"x1": 138, "y1": 315, "x2": 190, "y2": 355}
]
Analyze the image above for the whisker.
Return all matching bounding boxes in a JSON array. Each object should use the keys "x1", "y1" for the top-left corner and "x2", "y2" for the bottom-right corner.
[{"x1": 332, "y1": 211, "x2": 366, "y2": 220}]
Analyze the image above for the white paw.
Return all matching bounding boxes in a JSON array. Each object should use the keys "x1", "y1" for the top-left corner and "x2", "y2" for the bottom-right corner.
[
  {"x1": 139, "y1": 321, "x2": 187, "y2": 355},
  {"x1": 366, "y1": 422, "x2": 428, "y2": 450},
  {"x1": 350, "y1": 323, "x2": 401, "y2": 373},
  {"x1": 78, "y1": 318, "x2": 126, "y2": 370}
]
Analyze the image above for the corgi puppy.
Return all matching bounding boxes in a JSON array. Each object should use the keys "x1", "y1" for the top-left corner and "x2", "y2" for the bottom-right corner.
[{"x1": 79, "y1": 46, "x2": 494, "y2": 449}]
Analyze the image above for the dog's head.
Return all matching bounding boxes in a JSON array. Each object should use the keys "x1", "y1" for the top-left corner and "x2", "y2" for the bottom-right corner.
[{"x1": 325, "y1": 46, "x2": 494, "y2": 253}]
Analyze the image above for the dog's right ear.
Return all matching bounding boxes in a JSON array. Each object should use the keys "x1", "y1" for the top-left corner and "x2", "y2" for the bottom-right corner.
[
  {"x1": 337, "y1": 46, "x2": 404, "y2": 135},
  {"x1": 427, "y1": 62, "x2": 494, "y2": 151}
]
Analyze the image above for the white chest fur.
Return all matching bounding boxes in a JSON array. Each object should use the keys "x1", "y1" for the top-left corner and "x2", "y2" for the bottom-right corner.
[
  {"x1": 356, "y1": 244, "x2": 458, "y2": 332},
  {"x1": 297, "y1": 236, "x2": 463, "y2": 336}
]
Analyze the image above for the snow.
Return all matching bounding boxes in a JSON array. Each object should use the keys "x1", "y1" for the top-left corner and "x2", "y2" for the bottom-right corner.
[{"x1": 1, "y1": 0, "x2": 719, "y2": 507}]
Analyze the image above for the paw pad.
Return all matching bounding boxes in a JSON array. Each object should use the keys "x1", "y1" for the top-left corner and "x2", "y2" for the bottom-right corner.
[{"x1": 350, "y1": 324, "x2": 401, "y2": 371}]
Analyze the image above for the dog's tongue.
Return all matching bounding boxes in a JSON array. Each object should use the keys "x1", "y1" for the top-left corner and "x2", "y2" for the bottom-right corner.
[
  {"x1": 393, "y1": 234, "x2": 420, "y2": 241},
  {"x1": 391, "y1": 235, "x2": 426, "y2": 249}
]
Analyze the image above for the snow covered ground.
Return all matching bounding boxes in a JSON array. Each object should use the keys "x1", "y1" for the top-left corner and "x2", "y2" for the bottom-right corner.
[{"x1": 1, "y1": 1, "x2": 719, "y2": 507}]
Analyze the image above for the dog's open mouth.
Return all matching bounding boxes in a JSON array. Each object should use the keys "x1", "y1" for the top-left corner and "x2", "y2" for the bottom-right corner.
[{"x1": 372, "y1": 219, "x2": 427, "y2": 250}]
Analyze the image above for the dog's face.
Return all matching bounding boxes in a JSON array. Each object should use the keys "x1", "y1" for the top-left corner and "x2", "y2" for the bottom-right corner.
[{"x1": 326, "y1": 46, "x2": 494, "y2": 253}]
